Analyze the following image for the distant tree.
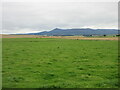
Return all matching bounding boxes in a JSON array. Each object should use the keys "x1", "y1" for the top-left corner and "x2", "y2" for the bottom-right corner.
[
  {"x1": 116, "y1": 34, "x2": 120, "y2": 37},
  {"x1": 103, "y1": 35, "x2": 106, "y2": 37}
]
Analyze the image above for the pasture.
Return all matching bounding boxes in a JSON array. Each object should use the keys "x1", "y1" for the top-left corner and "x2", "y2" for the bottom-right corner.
[{"x1": 2, "y1": 38, "x2": 118, "y2": 88}]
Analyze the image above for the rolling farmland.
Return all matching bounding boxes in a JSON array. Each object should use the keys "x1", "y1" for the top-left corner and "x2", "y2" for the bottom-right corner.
[{"x1": 2, "y1": 38, "x2": 118, "y2": 88}]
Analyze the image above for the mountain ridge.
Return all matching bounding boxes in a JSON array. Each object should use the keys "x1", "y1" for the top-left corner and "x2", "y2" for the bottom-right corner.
[{"x1": 19, "y1": 28, "x2": 118, "y2": 36}]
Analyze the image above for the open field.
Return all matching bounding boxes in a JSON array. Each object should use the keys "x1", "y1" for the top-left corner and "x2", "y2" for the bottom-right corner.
[
  {"x1": 1, "y1": 34, "x2": 118, "y2": 40},
  {"x1": 2, "y1": 38, "x2": 118, "y2": 88}
]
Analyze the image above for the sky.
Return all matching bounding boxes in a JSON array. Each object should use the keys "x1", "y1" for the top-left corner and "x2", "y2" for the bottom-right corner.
[{"x1": 2, "y1": 1, "x2": 118, "y2": 34}]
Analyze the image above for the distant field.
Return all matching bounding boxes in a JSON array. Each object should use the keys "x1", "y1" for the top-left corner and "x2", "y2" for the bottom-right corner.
[
  {"x1": 2, "y1": 38, "x2": 118, "y2": 88},
  {"x1": 1, "y1": 34, "x2": 118, "y2": 40}
]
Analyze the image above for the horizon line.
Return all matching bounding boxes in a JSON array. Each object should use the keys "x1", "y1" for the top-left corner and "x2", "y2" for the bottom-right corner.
[{"x1": 1, "y1": 28, "x2": 119, "y2": 34}]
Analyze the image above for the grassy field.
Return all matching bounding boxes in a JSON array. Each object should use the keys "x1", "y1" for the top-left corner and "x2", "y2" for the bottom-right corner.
[{"x1": 2, "y1": 38, "x2": 118, "y2": 88}]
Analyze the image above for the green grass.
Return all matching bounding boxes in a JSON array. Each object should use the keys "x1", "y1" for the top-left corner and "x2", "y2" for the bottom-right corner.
[{"x1": 2, "y1": 38, "x2": 118, "y2": 88}]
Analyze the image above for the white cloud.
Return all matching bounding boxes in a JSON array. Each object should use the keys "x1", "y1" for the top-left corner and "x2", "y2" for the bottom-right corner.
[
  {"x1": 2, "y1": 2, "x2": 118, "y2": 34},
  {"x1": 3, "y1": 28, "x2": 41, "y2": 34},
  {"x1": 3, "y1": 0, "x2": 119, "y2": 2}
]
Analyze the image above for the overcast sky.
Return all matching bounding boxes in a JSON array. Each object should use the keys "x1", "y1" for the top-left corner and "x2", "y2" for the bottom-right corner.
[{"x1": 2, "y1": 2, "x2": 118, "y2": 34}]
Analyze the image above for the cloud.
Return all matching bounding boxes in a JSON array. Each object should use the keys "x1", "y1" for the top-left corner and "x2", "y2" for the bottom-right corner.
[
  {"x1": 3, "y1": 28, "x2": 41, "y2": 34},
  {"x1": 2, "y1": 2, "x2": 118, "y2": 34}
]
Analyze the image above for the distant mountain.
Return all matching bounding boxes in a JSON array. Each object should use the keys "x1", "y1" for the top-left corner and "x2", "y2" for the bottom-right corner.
[{"x1": 25, "y1": 28, "x2": 118, "y2": 36}]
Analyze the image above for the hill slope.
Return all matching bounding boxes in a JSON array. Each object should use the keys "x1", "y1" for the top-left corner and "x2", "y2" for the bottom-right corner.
[{"x1": 26, "y1": 28, "x2": 118, "y2": 36}]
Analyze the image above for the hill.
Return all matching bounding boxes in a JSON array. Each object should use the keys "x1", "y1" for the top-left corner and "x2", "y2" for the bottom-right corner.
[{"x1": 24, "y1": 28, "x2": 118, "y2": 36}]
